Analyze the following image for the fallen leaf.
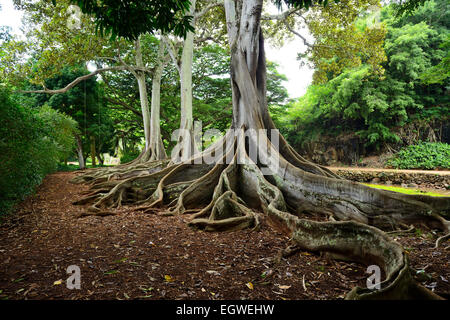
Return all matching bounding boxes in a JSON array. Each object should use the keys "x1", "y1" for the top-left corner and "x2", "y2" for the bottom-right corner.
[
  {"x1": 53, "y1": 280, "x2": 63, "y2": 285},
  {"x1": 164, "y1": 275, "x2": 174, "y2": 282},
  {"x1": 302, "y1": 274, "x2": 307, "y2": 291},
  {"x1": 104, "y1": 270, "x2": 119, "y2": 275},
  {"x1": 114, "y1": 257, "x2": 128, "y2": 263},
  {"x1": 206, "y1": 270, "x2": 220, "y2": 276},
  {"x1": 23, "y1": 283, "x2": 39, "y2": 296},
  {"x1": 278, "y1": 285, "x2": 291, "y2": 290}
]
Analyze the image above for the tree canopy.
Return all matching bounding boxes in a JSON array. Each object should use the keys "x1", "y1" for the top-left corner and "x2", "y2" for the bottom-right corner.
[{"x1": 68, "y1": 0, "x2": 195, "y2": 39}]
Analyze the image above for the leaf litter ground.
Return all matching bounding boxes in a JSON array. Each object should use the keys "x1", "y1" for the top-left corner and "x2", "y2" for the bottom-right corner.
[{"x1": 0, "y1": 172, "x2": 448, "y2": 300}]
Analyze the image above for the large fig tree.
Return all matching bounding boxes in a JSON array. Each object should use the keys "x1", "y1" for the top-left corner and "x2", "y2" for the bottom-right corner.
[{"x1": 72, "y1": 0, "x2": 450, "y2": 299}]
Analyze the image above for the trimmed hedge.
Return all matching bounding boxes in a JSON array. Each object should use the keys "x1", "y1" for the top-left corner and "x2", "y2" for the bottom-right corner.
[{"x1": 0, "y1": 85, "x2": 76, "y2": 216}]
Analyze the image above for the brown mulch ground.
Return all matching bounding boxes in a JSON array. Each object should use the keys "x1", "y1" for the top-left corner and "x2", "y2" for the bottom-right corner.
[{"x1": 0, "y1": 171, "x2": 448, "y2": 300}]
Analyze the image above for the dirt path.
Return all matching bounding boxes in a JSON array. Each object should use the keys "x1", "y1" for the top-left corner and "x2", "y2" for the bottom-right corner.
[
  {"x1": 0, "y1": 171, "x2": 448, "y2": 300},
  {"x1": 327, "y1": 166, "x2": 450, "y2": 175}
]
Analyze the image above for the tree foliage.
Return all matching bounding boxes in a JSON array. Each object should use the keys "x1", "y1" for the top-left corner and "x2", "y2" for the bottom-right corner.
[
  {"x1": 263, "y1": 0, "x2": 387, "y2": 84},
  {"x1": 26, "y1": 65, "x2": 115, "y2": 161},
  {"x1": 0, "y1": 84, "x2": 77, "y2": 215},
  {"x1": 277, "y1": 0, "x2": 449, "y2": 150},
  {"x1": 69, "y1": 0, "x2": 195, "y2": 40}
]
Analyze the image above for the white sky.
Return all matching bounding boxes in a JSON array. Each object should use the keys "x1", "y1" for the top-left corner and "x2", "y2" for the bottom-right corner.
[
  {"x1": 0, "y1": 0, "x2": 23, "y2": 36},
  {"x1": 0, "y1": 0, "x2": 313, "y2": 98},
  {"x1": 265, "y1": 39, "x2": 313, "y2": 99}
]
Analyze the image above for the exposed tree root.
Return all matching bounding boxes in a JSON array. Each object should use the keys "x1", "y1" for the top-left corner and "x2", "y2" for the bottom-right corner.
[
  {"x1": 435, "y1": 233, "x2": 450, "y2": 248},
  {"x1": 275, "y1": 243, "x2": 302, "y2": 263},
  {"x1": 386, "y1": 225, "x2": 415, "y2": 236},
  {"x1": 70, "y1": 151, "x2": 170, "y2": 185},
  {"x1": 72, "y1": 128, "x2": 449, "y2": 299}
]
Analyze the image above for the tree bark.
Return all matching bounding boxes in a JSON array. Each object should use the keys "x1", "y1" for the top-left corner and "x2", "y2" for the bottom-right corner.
[
  {"x1": 134, "y1": 37, "x2": 152, "y2": 152},
  {"x1": 171, "y1": 0, "x2": 200, "y2": 163},
  {"x1": 90, "y1": 135, "x2": 96, "y2": 166},
  {"x1": 148, "y1": 41, "x2": 168, "y2": 161},
  {"x1": 75, "y1": 134, "x2": 86, "y2": 170}
]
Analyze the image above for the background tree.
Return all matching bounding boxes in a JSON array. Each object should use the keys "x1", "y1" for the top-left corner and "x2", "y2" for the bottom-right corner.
[
  {"x1": 262, "y1": 0, "x2": 387, "y2": 83},
  {"x1": 24, "y1": 65, "x2": 114, "y2": 168},
  {"x1": 7, "y1": 0, "x2": 169, "y2": 163},
  {"x1": 277, "y1": 0, "x2": 449, "y2": 153}
]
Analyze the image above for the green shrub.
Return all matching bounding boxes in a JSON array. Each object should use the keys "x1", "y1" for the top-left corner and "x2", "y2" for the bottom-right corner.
[
  {"x1": 57, "y1": 163, "x2": 81, "y2": 172},
  {"x1": 120, "y1": 151, "x2": 141, "y2": 164},
  {"x1": 0, "y1": 85, "x2": 77, "y2": 216},
  {"x1": 386, "y1": 142, "x2": 450, "y2": 169}
]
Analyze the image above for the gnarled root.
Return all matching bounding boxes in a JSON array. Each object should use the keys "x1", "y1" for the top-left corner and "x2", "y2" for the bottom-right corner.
[
  {"x1": 72, "y1": 129, "x2": 449, "y2": 299},
  {"x1": 435, "y1": 233, "x2": 450, "y2": 248},
  {"x1": 70, "y1": 151, "x2": 169, "y2": 185}
]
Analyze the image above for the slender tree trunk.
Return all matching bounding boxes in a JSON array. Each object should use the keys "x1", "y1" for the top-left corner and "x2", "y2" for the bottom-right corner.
[
  {"x1": 75, "y1": 134, "x2": 86, "y2": 169},
  {"x1": 172, "y1": 0, "x2": 199, "y2": 162},
  {"x1": 97, "y1": 154, "x2": 104, "y2": 165},
  {"x1": 135, "y1": 37, "x2": 152, "y2": 151},
  {"x1": 148, "y1": 41, "x2": 168, "y2": 161},
  {"x1": 90, "y1": 135, "x2": 96, "y2": 166}
]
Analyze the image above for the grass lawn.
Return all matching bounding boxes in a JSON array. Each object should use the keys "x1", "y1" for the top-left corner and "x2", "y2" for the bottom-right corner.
[
  {"x1": 58, "y1": 161, "x2": 115, "y2": 172},
  {"x1": 363, "y1": 183, "x2": 448, "y2": 197}
]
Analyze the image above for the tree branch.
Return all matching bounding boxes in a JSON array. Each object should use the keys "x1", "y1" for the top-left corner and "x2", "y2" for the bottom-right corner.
[
  {"x1": 105, "y1": 96, "x2": 142, "y2": 117},
  {"x1": 194, "y1": 36, "x2": 216, "y2": 44},
  {"x1": 194, "y1": 0, "x2": 223, "y2": 20},
  {"x1": 20, "y1": 66, "x2": 128, "y2": 94},
  {"x1": 283, "y1": 20, "x2": 313, "y2": 48},
  {"x1": 261, "y1": 7, "x2": 299, "y2": 21},
  {"x1": 161, "y1": 36, "x2": 181, "y2": 74}
]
